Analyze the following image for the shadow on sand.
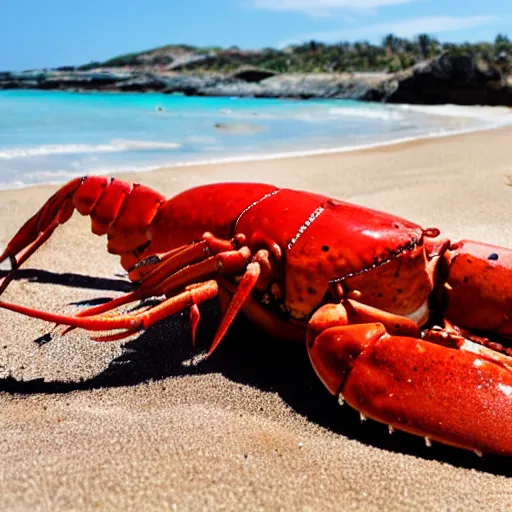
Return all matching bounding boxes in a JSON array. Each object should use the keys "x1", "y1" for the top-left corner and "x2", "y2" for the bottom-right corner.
[
  {"x1": 0, "y1": 269, "x2": 510, "y2": 477},
  {"x1": 0, "y1": 268, "x2": 132, "y2": 293}
]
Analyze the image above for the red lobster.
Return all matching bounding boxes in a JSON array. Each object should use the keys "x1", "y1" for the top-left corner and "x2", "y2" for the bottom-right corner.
[{"x1": 1, "y1": 176, "x2": 511, "y2": 456}]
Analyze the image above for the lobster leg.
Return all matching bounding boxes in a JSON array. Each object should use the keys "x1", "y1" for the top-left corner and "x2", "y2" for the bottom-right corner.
[
  {"x1": 74, "y1": 245, "x2": 256, "y2": 343},
  {"x1": 128, "y1": 232, "x2": 238, "y2": 282},
  {"x1": 307, "y1": 306, "x2": 512, "y2": 456},
  {"x1": 0, "y1": 223, "x2": 262, "y2": 349},
  {"x1": 73, "y1": 235, "x2": 240, "y2": 320},
  {"x1": 95, "y1": 245, "x2": 260, "y2": 347},
  {"x1": 209, "y1": 261, "x2": 261, "y2": 354},
  {"x1": 0, "y1": 281, "x2": 219, "y2": 340}
]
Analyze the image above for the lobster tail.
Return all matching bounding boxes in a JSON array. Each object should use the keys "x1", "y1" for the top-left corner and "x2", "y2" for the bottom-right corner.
[
  {"x1": 0, "y1": 177, "x2": 83, "y2": 264},
  {"x1": 0, "y1": 176, "x2": 167, "y2": 295}
]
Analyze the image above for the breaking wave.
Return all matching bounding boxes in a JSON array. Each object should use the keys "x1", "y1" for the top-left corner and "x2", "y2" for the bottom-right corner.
[
  {"x1": 327, "y1": 107, "x2": 404, "y2": 121},
  {"x1": 0, "y1": 139, "x2": 182, "y2": 159}
]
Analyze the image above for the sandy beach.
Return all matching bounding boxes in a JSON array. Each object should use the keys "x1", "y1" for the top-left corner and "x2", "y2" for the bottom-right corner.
[{"x1": 1, "y1": 127, "x2": 512, "y2": 511}]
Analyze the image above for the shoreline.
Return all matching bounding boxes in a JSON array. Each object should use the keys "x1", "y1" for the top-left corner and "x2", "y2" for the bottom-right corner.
[
  {"x1": 1, "y1": 109, "x2": 511, "y2": 192},
  {"x1": 120, "y1": 118, "x2": 512, "y2": 172}
]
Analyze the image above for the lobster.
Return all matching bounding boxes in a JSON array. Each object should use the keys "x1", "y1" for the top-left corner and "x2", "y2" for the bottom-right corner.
[{"x1": 1, "y1": 176, "x2": 511, "y2": 456}]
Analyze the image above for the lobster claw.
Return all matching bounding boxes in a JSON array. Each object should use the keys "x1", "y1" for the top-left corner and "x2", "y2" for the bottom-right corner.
[
  {"x1": 443, "y1": 240, "x2": 512, "y2": 338},
  {"x1": 307, "y1": 307, "x2": 512, "y2": 456}
]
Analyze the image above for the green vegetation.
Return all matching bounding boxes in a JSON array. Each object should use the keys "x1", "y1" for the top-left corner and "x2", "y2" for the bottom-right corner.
[{"x1": 80, "y1": 34, "x2": 512, "y2": 74}]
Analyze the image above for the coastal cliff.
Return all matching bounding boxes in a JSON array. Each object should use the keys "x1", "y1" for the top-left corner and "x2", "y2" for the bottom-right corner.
[
  {"x1": 2, "y1": 54, "x2": 511, "y2": 106},
  {"x1": 376, "y1": 53, "x2": 512, "y2": 105}
]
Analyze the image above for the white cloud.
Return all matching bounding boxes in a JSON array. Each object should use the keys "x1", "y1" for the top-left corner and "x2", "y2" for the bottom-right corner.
[
  {"x1": 250, "y1": 0, "x2": 415, "y2": 16},
  {"x1": 252, "y1": 0, "x2": 414, "y2": 10},
  {"x1": 280, "y1": 15, "x2": 499, "y2": 45}
]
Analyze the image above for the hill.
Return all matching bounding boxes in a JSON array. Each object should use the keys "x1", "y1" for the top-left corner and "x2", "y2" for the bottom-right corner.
[{"x1": 75, "y1": 35, "x2": 512, "y2": 75}]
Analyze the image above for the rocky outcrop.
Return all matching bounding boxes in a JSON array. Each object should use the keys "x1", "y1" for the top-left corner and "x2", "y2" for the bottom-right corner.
[
  {"x1": 0, "y1": 69, "x2": 386, "y2": 99},
  {"x1": 1, "y1": 54, "x2": 511, "y2": 105},
  {"x1": 0, "y1": 69, "x2": 133, "y2": 90},
  {"x1": 375, "y1": 54, "x2": 512, "y2": 105},
  {"x1": 253, "y1": 73, "x2": 386, "y2": 99},
  {"x1": 190, "y1": 72, "x2": 388, "y2": 99}
]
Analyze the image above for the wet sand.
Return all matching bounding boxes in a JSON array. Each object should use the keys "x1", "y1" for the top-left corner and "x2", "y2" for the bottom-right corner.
[{"x1": 1, "y1": 127, "x2": 512, "y2": 511}]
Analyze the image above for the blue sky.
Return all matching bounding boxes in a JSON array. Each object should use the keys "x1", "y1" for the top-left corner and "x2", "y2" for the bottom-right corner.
[{"x1": 2, "y1": 0, "x2": 510, "y2": 70}]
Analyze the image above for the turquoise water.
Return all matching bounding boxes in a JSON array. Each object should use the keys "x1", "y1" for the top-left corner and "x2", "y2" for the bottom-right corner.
[{"x1": 0, "y1": 90, "x2": 509, "y2": 189}]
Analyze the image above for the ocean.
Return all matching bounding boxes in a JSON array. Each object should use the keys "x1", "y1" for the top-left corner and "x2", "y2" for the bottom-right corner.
[{"x1": 0, "y1": 89, "x2": 510, "y2": 190}]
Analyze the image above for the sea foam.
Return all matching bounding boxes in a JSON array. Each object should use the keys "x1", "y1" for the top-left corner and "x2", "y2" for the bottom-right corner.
[{"x1": 0, "y1": 139, "x2": 182, "y2": 159}]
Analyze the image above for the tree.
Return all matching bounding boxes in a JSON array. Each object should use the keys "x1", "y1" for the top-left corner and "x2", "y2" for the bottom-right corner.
[
  {"x1": 383, "y1": 33, "x2": 399, "y2": 56},
  {"x1": 495, "y1": 33, "x2": 511, "y2": 54},
  {"x1": 417, "y1": 33, "x2": 433, "y2": 59},
  {"x1": 495, "y1": 34, "x2": 510, "y2": 45}
]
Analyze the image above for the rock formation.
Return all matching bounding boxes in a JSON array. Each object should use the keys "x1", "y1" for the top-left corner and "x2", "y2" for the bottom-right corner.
[{"x1": 2, "y1": 55, "x2": 511, "y2": 105}]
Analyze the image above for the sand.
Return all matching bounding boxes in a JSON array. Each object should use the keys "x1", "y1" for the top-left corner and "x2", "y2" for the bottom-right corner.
[{"x1": 1, "y1": 127, "x2": 512, "y2": 511}]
